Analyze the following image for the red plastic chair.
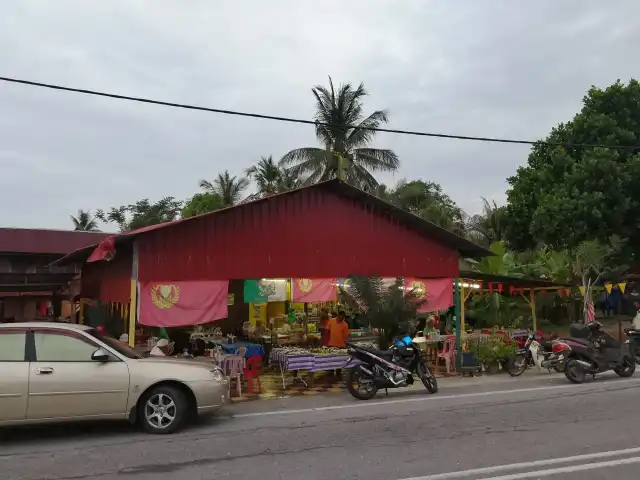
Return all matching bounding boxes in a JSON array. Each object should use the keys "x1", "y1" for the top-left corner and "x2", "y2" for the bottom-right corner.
[{"x1": 243, "y1": 356, "x2": 263, "y2": 394}]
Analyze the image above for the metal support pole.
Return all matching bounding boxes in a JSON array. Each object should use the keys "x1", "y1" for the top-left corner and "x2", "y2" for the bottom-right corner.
[
  {"x1": 454, "y1": 278, "x2": 462, "y2": 370},
  {"x1": 529, "y1": 289, "x2": 537, "y2": 331}
]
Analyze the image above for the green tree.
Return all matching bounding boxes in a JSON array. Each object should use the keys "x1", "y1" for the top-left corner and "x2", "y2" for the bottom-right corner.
[
  {"x1": 280, "y1": 77, "x2": 399, "y2": 190},
  {"x1": 467, "y1": 241, "x2": 529, "y2": 328},
  {"x1": 181, "y1": 192, "x2": 224, "y2": 218},
  {"x1": 245, "y1": 155, "x2": 299, "y2": 195},
  {"x1": 388, "y1": 179, "x2": 466, "y2": 235},
  {"x1": 70, "y1": 209, "x2": 100, "y2": 232},
  {"x1": 199, "y1": 171, "x2": 250, "y2": 207},
  {"x1": 96, "y1": 197, "x2": 182, "y2": 231},
  {"x1": 245, "y1": 156, "x2": 282, "y2": 196},
  {"x1": 569, "y1": 237, "x2": 625, "y2": 319},
  {"x1": 339, "y1": 276, "x2": 426, "y2": 350},
  {"x1": 467, "y1": 198, "x2": 507, "y2": 247},
  {"x1": 503, "y1": 79, "x2": 640, "y2": 260}
]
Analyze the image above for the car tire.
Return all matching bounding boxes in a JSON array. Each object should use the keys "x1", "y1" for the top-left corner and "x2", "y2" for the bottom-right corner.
[{"x1": 139, "y1": 385, "x2": 188, "y2": 434}]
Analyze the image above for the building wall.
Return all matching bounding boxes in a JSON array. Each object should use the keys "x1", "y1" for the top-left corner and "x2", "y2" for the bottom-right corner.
[{"x1": 136, "y1": 187, "x2": 460, "y2": 281}]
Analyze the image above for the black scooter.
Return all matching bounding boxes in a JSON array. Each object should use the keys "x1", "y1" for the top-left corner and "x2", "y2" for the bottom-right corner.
[
  {"x1": 344, "y1": 336, "x2": 438, "y2": 400},
  {"x1": 562, "y1": 321, "x2": 635, "y2": 384}
]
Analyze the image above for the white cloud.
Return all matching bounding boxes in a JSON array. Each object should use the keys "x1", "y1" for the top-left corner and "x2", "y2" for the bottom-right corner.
[{"x1": 0, "y1": 0, "x2": 639, "y2": 228}]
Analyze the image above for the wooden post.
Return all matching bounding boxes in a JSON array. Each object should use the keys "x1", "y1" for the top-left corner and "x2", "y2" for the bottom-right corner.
[
  {"x1": 530, "y1": 289, "x2": 537, "y2": 331},
  {"x1": 128, "y1": 242, "x2": 139, "y2": 347},
  {"x1": 79, "y1": 300, "x2": 84, "y2": 325}
]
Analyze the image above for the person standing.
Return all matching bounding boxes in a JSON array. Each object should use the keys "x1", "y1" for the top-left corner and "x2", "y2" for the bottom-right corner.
[
  {"x1": 319, "y1": 308, "x2": 330, "y2": 346},
  {"x1": 327, "y1": 310, "x2": 350, "y2": 348}
]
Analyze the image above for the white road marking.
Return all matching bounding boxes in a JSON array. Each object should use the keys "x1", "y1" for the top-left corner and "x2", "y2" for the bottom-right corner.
[
  {"x1": 396, "y1": 446, "x2": 640, "y2": 479},
  {"x1": 232, "y1": 378, "x2": 640, "y2": 418},
  {"x1": 476, "y1": 456, "x2": 640, "y2": 479}
]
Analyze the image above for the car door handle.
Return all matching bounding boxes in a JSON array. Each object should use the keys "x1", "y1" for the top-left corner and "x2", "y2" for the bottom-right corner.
[{"x1": 36, "y1": 367, "x2": 54, "y2": 375}]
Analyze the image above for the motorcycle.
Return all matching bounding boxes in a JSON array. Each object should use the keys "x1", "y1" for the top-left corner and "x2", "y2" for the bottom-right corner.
[
  {"x1": 624, "y1": 302, "x2": 640, "y2": 364},
  {"x1": 344, "y1": 335, "x2": 438, "y2": 400},
  {"x1": 507, "y1": 332, "x2": 568, "y2": 376},
  {"x1": 624, "y1": 327, "x2": 640, "y2": 364},
  {"x1": 562, "y1": 321, "x2": 635, "y2": 384}
]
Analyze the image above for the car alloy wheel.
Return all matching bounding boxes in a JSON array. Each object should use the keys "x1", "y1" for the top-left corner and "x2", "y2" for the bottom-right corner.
[{"x1": 145, "y1": 392, "x2": 177, "y2": 429}]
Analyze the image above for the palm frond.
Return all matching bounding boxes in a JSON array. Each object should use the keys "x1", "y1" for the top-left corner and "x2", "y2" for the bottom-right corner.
[
  {"x1": 347, "y1": 110, "x2": 389, "y2": 148},
  {"x1": 340, "y1": 276, "x2": 424, "y2": 349},
  {"x1": 354, "y1": 148, "x2": 400, "y2": 172}
]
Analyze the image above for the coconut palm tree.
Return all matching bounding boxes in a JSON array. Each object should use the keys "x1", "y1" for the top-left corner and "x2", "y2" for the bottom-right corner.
[
  {"x1": 280, "y1": 77, "x2": 399, "y2": 190},
  {"x1": 245, "y1": 156, "x2": 282, "y2": 196},
  {"x1": 70, "y1": 210, "x2": 100, "y2": 232},
  {"x1": 467, "y1": 198, "x2": 506, "y2": 247},
  {"x1": 199, "y1": 171, "x2": 250, "y2": 207},
  {"x1": 277, "y1": 167, "x2": 301, "y2": 193}
]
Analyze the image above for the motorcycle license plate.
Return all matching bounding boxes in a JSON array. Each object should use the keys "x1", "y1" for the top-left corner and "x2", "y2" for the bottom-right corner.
[{"x1": 529, "y1": 340, "x2": 540, "y2": 354}]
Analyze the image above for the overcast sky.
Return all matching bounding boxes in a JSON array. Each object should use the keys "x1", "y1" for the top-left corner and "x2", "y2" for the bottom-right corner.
[{"x1": 1, "y1": 1, "x2": 639, "y2": 230}]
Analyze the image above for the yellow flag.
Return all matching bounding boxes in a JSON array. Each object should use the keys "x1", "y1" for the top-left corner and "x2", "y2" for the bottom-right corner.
[
  {"x1": 604, "y1": 282, "x2": 613, "y2": 294},
  {"x1": 578, "y1": 286, "x2": 585, "y2": 297},
  {"x1": 618, "y1": 282, "x2": 627, "y2": 294}
]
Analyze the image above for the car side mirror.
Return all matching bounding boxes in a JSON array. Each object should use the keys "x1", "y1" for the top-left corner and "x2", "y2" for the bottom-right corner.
[{"x1": 91, "y1": 348, "x2": 110, "y2": 363}]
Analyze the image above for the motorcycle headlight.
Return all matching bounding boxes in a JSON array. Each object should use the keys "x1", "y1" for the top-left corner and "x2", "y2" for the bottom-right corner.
[{"x1": 210, "y1": 367, "x2": 225, "y2": 383}]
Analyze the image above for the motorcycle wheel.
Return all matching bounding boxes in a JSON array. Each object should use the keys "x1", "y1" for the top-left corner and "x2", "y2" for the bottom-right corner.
[
  {"x1": 507, "y1": 354, "x2": 528, "y2": 377},
  {"x1": 614, "y1": 356, "x2": 636, "y2": 378},
  {"x1": 345, "y1": 366, "x2": 378, "y2": 400},
  {"x1": 417, "y1": 362, "x2": 438, "y2": 394},
  {"x1": 564, "y1": 359, "x2": 586, "y2": 384}
]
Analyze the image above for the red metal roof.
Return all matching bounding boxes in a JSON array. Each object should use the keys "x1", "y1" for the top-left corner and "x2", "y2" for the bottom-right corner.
[
  {"x1": 54, "y1": 180, "x2": 490, "y2": 269},
  {"x1": 0, "y1": 228, "x2": 111, "y2": 255}
]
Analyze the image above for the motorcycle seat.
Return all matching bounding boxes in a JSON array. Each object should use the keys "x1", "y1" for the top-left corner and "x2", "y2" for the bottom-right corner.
[
  {"x1": 357, "y1": 346, "x2": 394, "y2": 359},
  {"x1": 560, "y1": 337, "x2": 591, "y2": 346}
]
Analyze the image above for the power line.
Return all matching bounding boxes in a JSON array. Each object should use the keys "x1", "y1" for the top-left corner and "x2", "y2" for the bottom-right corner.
[{"x1": 0, "y1": 75, "x2": 636, "y2": 150}]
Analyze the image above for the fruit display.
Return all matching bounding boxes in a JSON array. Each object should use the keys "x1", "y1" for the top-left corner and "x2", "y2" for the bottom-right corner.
[{"x1": 308, "y1": 347, "x2": 347, "y2": 355}]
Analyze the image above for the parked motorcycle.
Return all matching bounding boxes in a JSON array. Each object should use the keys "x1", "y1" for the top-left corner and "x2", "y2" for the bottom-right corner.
[
  {"x1": 562, "y1": 322, "x2": 635, "y2": 384},
  {"x1": 624, "y1": 327, "x2": 640, "y2": 364},
  {"x1": 507, "y1": 332, "x2": 568, "y2": 376},
  {"x1": 345, "y1": 336, "x2": 438, "y2": 400},
  {"x1": 624, "y1": 302, "x2": 640, "y2": 364}
]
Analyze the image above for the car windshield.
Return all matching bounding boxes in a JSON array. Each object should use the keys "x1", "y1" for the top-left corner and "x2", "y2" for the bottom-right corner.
[{"x1": 87, "y1": 329, "x2": 142, "y2": 359}]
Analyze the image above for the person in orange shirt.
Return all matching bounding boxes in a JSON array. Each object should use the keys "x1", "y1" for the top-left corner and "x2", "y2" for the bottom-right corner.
[{"x1": 327, "y1": 310, "x2": 350, "y2": 348}]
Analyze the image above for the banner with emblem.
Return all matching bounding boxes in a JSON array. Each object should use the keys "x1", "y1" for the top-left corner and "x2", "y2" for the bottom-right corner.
[
  {"x1": 139, "y1": 280, "x2": 229, "y2": 327},
  {"x1": 243, "y1": 279, "x2": 287, "y2": 303},
  {"x1": 403, "y1": 277, "x2": 454, "y2": 313},
  {"x1": 292, "y1": 278, "x2": 337, "y2": 303}
]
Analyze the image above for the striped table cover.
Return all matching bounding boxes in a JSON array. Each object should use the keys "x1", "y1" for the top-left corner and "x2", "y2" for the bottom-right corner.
[
  {"x1": 310, "y1": 354, "x2": 353, "y2": 372},
  {"x1": 270, "y1": 349, "x2": 314, "y2": 371}
]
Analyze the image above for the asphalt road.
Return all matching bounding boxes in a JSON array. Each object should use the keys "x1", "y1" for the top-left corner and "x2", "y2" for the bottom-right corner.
[{"x1": 3, "y1": 373, "x2": 640, "y2": 480}]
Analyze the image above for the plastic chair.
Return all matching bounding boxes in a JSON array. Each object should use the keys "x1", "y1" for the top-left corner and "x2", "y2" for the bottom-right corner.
[
  {"x1": 243, "y1": 356, "x2": 263, "y2": 394},
  {"x1": 437, "y1": 338, "x2": 457, "y2": 374},
  {"x1": 223, "y1": 355, "x2": 244, "y2": 398}
]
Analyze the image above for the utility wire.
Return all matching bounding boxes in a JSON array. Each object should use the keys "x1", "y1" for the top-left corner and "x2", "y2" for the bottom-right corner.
[{"x1": 0, "y1": 75, "x2": 637, "y2": 150}]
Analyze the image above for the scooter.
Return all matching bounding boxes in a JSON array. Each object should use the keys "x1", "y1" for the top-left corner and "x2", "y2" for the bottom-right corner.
[
  {"x1": 507, "y1": 332, "x2": 568, "y2": 376},
  {"x1": 562, "y1": 321, "x2": 635, "y2": 384},
  {"x1": 623, "y1": 301, "x2": 640, "y2": 364}
]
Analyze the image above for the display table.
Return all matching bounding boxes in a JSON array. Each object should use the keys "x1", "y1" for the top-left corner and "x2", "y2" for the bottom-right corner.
[
  {"x1": 221, "y1": 342, "x2": 265, "y2": 358},
  {"x1": 270, "y1": 348, "x2": 360, "y2": 389}
]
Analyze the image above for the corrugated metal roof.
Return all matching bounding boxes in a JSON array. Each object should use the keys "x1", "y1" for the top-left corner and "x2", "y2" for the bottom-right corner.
[
  {"x1": 52, "y1": 179, "x2": 491, "y2": 266},
  {"x1": 0, "y1": 228, "x2": 111, "y2": 255}
]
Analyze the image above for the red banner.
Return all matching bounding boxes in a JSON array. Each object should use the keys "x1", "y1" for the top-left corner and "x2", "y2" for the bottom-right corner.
[
  {"x1": 292, "y1": 278, "x2": 337, "y2": 303},
  {"x1": 139, "y1": 280, "x2": 229, "y2": 327},
  {"x1": 403, "y1": 277, "x2": 454, "y2": 313}
]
